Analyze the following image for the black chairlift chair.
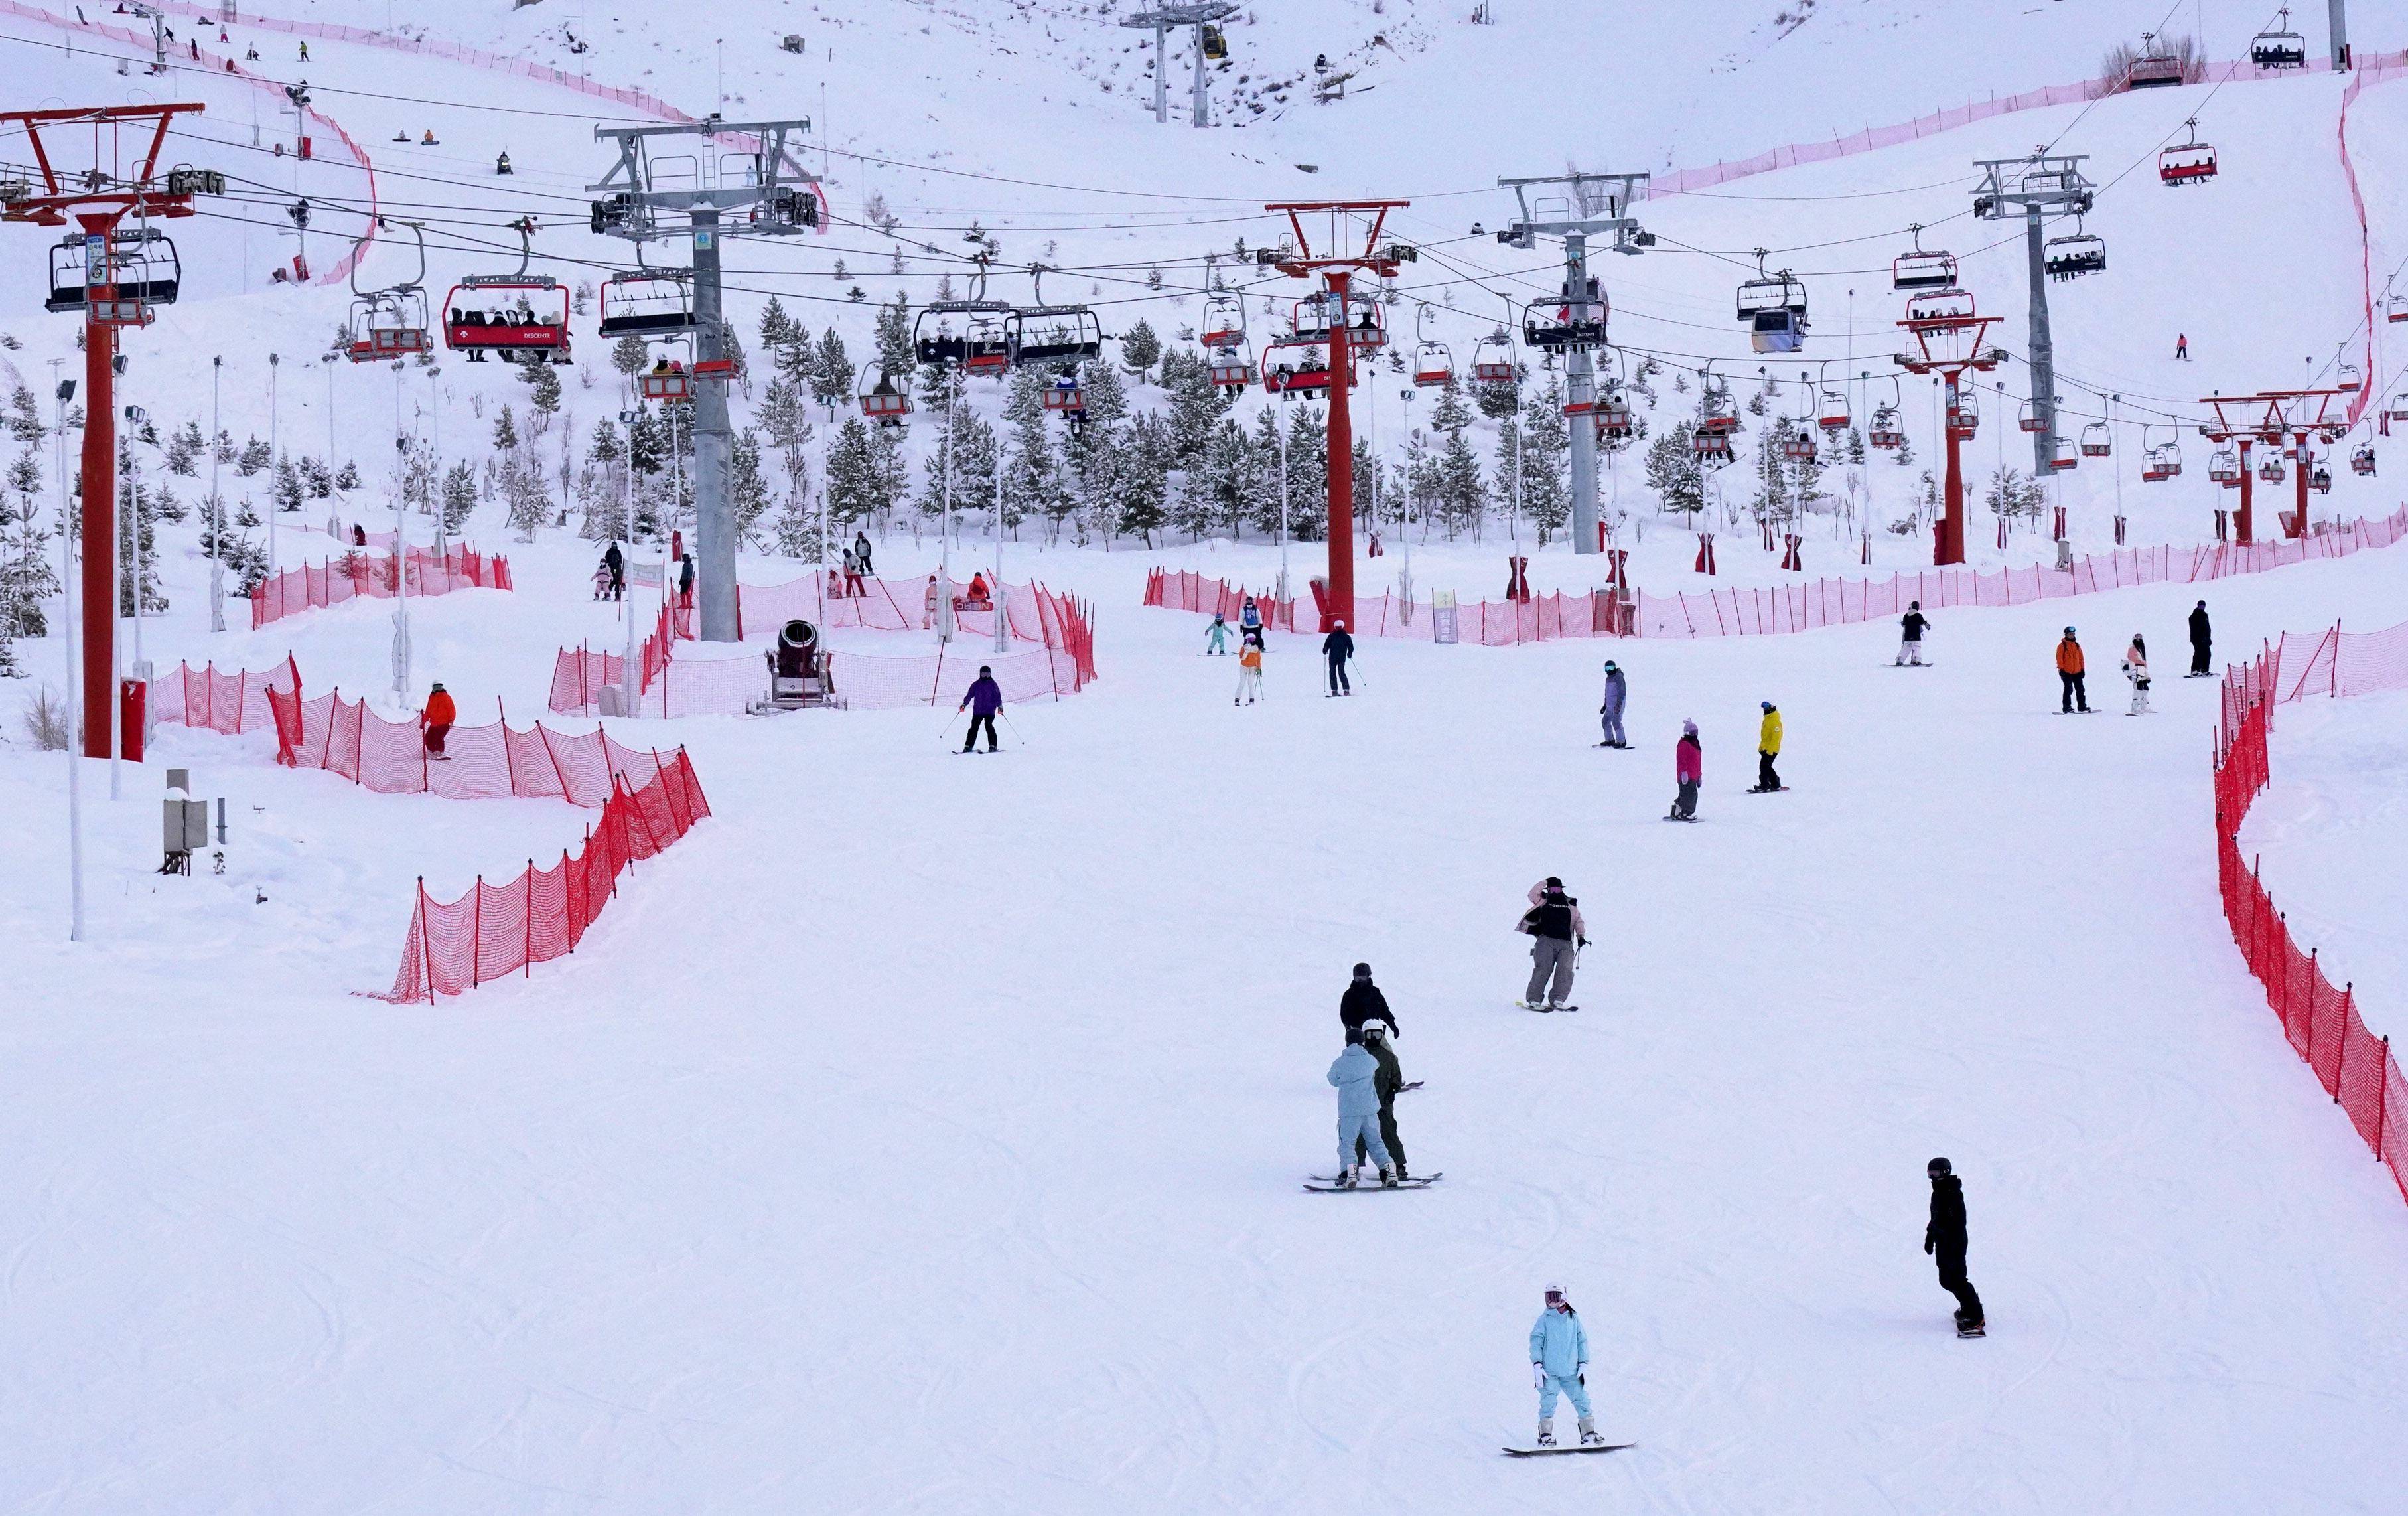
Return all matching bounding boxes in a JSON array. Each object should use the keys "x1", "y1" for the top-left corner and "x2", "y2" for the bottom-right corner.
[
  {"x1": 598, "y1": 269, "x2": 696, "y2": 337},
  {"x1": 1007, "y1": 305, "x2": 1105, "y2": 368},
  {"x1": 49, "y1": 228, "x2": 182, "y2": 324},
  {"x1": 2250, "y1": 9, "x2": 2307, "y2": 68},
  {"x1": 2042, "y1": 226, "x2": 2107, "y2": 281},
  {"x1": 914, "y1": 301, "x2": 1014, "y2": 374},
  {"x1": 1522, "y1": 293, "x2": 1607, "y2": 353}
]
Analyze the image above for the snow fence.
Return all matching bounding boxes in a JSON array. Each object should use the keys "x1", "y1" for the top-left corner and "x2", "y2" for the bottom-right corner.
[
  {"x1": 1146, "y1": 506, "x2": 2408, "y2": 644},
  {"x1": 2215, "y1": 620, "x2": 2408, "y2": 1209},
  {"x1": 548, "y1": 573, "x2": 1098, "y2": 718},
  {"x1": 250, "y1": 544, "x2": 512, "y2": 630}
]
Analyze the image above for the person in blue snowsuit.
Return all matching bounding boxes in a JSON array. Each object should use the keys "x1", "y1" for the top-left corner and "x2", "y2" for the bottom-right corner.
[
  {"x1": 1205, "y1": 613, "x2": 1230, "y2": 655},
  {"x1": 1327, "y1": 1027, "x2": 1395, "y2": 1187},
  {"x1": 1529, "y1": 1284, "x2": 1600, "y2": 1446},
  {"x1": 1598, "y1": 660, "x2": 1628, "y2": 747},
  {"x1": 958, "y1": 665, "x2": 1003, "y2": 753}
]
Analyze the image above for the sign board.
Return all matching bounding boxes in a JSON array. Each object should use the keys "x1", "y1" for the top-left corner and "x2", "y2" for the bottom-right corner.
[{"x1": 1431, "y1": 589, "x2": 1458, "y2": 645}]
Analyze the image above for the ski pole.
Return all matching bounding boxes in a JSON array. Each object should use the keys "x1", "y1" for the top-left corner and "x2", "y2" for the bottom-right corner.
[
  {"x1": 938, "y1": 708, "x2": 965, "y2": 745},
  {"x1": 1000, "y1": 708, "x2": 1028, "y2": 747}
]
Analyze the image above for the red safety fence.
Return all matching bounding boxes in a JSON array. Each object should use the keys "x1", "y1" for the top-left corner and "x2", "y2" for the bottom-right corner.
[
  {"x1": 251, "y1": 544, "x2": 512, "y2": 629},
  {"x1": 153, "y1": 656, "x2": 300, "y2": 735},
  {"x1": 2214, "y1": 618, "x2": 2408, "y2": 1208},
  {"x1": 1147, "y1": 506, "x2": 2408, "y2": 644},
  {"x1": 376, "y1": 749, "x2": 713, "y2": 1003},
  {"x1": 549, "y1": 572, "x2": 1098, "y2": 717}
]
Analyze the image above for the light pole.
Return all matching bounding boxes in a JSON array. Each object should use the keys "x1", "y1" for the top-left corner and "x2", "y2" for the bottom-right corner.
[
  {"x1": 52, "y1": 365, "x2": 84, "y2": 941},
  {"x1": 266, "y1": 352, "x2": 281, "y2": 573},
  {"x1": 620, "y1": 407, "x2": 640, "y2": 715},
  {"x1": 993, "y1": 402, "x2": 1010, "y2": 656},
  {"x1": 935, "y1": 366, "x2": 958, "y2": 643},
  {"x1": 1277, "y1": 388, "x2": 1291, "y2": 607},
  {"x1": 208, "y1": 357, "x2": 226, "y2": 631}
]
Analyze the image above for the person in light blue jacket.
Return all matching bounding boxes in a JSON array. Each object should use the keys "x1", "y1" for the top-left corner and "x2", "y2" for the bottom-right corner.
[
  {"x1": 1528, "y1": 1284, "x2": 1600, "y2": 1447},
  {"x1": 1326, "y1": 1028, "x2": 1396, "y2": 1189}
]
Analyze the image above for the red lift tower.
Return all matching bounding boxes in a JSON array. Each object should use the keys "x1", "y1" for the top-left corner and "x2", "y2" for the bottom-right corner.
[
  {"x1": 1259, "y1": 201, "x2": 1411, "y2": 631},
  {"x1": 1, "y1": 104, "x2": 205, "y2": 760},
  {"x1": 1894, "y1": 290, "x2": 2005, "y2": 565},
  {"x1": 2198, "y1": 389, "x2": 2348, "y2": 544}
]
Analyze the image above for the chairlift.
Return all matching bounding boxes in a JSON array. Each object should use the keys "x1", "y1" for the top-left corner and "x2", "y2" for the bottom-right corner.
[
  {"x1": 2334, "y1": 360, "x2": 2361, "y2": 392},
  {"x1": 2308, "y1": 463, "x2": 2332, "y2": 494},
  {"x1": 1261, "y1": 335, "x2": 1334, "y2": 397},
  {"x1": 1779, "y1": 429, "x2": 1818, "y2": 464},
  {"x1": 342, "y1": 220, "x2": 430, "y2": 361},
  {"x1": 2388, "y1": 289, "x2": 2408, "y2": 325},
  {"x1": 2249, "y1": 8, "x2": 2306, "y2": 69},
  {"x1": 1869, "y1": 404, "x2": 1905, "y2": 450},
  {"x1": 1208, "y1": 347, "x2": 1253, "y2": 394},
  {"x1": 1892, "y1": 225, "x2": 1958, "y2": 292},
  {"x1": 637, "y1": 357, "x2": 691, "y2": 402},
  {"x1": 1946, "y1": 390, "x2": 1979, "y2": 441},
  {"x1": 1695, "y1": 369, "x2": 1740, "y2": 437},
  {"x1": 48, "y1": 227, "x2": 182, "y2": 326},
  {"x1": 1522, "y1": 281, "x2": 1607, "y2": 352},
  {"x1": 2257, "y1": 451, "x2": 2287, "y2": 485},
  {"x1": 1412, "y1": 341, "x2": 1456, "y2": 388},
  {"x1": 2080, "y1": 421, "x2": 2112, "y2": 457},
  {"x1": 1817, "y1": 382, "x2": 1850, "y2": 432},
  {"x1": 2141, "y1": 443, "x2": 2182, "y2": 483},
  {"x1": 1007, "y1": 305, "x2": 1104, "y2": 369},
  {"x1": 597, "y1": 269, "x2": 696, "y2": 337},
  {"x1": 2208, "y1": 447, "x2": 2241, "y2": 485},
  {"x1": 1200, "y1": 289, "x2": 1247, "y2": 350},
  {"x1": 2128, "y1": 35, "x2": 2187, "y2": 88},
  {"x1": 2159, "y1": 119, "x2": 2218, "y2": 187},
  {"x1": 443, "y1": 219, "x2": 570, "y2": 361},
  {"x1": 1597, "y1": 392, "x2": 1633, "y2": 441},
  {"x1": 1294, "y1": 289, "x2": 1387, "y2": 350},
  {"x1": 857, "y1": 363, "x2": 912, "y2": 427},
  {"x1": 2351, "y1": 444, "x2": 2376, "y2": 477},
  {"x1": 2047, "y1": 435, "x2": 2079, "y2": 473},
  {"x1": 914, "y1": 300, "x2": 1014, "y2": 374},
  {"x1": 1470, "y1": 328, "x2": 1516, "y2": 384},
  {"x1": 1040, "y1": 368, "x2": 1088, "y2": 420},
  {"x1": 1904, "y1": 287, "x2": 1977, "y2": 326},
  {"x1": 1738, "y1": 252, "x2": 1809, "y2": 353},
  {"x1": 2018, "y1": 398, "x2": 2045, "y2": 434},
  {"x1": 2042, "y1": 224, "x2": 2107, "y2": 281},
  {"x1": 2389, "y1": 391, "x2": 2408, "y2": 424},
  {"x1": 1692, "y1": 429, "x2": 1733, "y2": 463}
]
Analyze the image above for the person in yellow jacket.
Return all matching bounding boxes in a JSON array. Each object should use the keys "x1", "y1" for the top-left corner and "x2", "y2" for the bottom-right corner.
[{"x1": 1750, "y1": 700, "x2": 1784, "y2": 793}]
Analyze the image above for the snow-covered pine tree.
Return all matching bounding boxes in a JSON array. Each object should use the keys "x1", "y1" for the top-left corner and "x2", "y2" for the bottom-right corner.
[
  {"x1": 810, "y1": 330, "x2": 854, "y2": 417},
  {"x1": 1436, "y1": 425, "x2": 1488, "y2": 540},
  {"x1": 1644, "y1": 421, "x2": 1705, "y2": 521},
  {"x1": 730, "y1": 427, "x2": 773, "y2": 546},
  {"x1": 874, "y1": 291, "x2": 915, "y2": 381},
  {"x1": 1522, "y1": 378, "x2": 1573, "y2": 541},
  {"x1": 1119, "y1": 319, "x2": 1162, "y2": 380}
]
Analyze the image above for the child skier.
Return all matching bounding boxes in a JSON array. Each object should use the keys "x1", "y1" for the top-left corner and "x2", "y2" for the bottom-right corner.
[
  {"x1": 957, "y1": 666, "x2": 1003, "y2": 752},
  {"x1": 1516, "y1": 877, "x2": 1587, "y2": 1012},
  {"x1": 1669, "y1": 719, "x2": 1702, "y2": 820},
  {"x1": 419, "y1": 682, "x2": 457, "y2": 760},
  {"x1": 1235, "y1": 641, "x2": 1263, "y2": 704},
  {"x1": 1205, "y1": 613, "x2": 1229, "y2": 655},
  {"x1": 1751, "y1": 701, "x2": 1784, "y2": 792},
  {"x1": 1598, "y1": 660, "x2": 1628, "y2": 747},
  {"x1": 1528, "y1": 1284, "x2": 1600, "y2": 1446},
  {"x1": 1327, "y1": 1028, "x2": 1396, "y2": 1189},
  {"x1": 1896, "y1": 601, "x2": 1930, "y2": 666},
  {"x1": 1352, "y1": 1022, "x2": 1409, "y2": 1180},
  {"x1": 2123, "y1": 633, "x2": 2151, "y2": 715}
]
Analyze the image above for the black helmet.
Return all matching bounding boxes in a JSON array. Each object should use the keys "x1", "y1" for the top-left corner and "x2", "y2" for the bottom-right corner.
[
  {"x1": 979, "y1": 664, "x2": 992, "y2": 675},
  {"x1": 1927, "y1": 1156, "x2": 1952, "y2": 1177},
  {"x1": 1351, "y1": 962, "x2": 1372, "y2": 981}
]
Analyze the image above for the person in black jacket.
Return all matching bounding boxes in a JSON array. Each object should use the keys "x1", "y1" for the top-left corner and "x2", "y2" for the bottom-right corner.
[
  {"x1": 2188, "y1": 600, "x2": 2212, "y2": 677},
  {"x1": 1352, "y1": 1021, "x2": 1410, "y2": 1181},
  {"x1": 1924, "y1": 1157, "x2": 1984, "y2": 1331},
  {"x1": 1340, "y1": 962, "x2": 1397, "y2": 1041},
  {"x1": 1322, "y1": 619, "x2": 1356, "y2": 695}
]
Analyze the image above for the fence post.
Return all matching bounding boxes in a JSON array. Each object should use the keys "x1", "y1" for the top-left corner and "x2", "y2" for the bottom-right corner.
[
  {"x1": 2379, "y1": 1031, "x2": 2390, "y2": 1158},
  {"x1": 524, "y1": 860, "x2": 534, "y2": 976},
  {"x1": 417, "y1": 877, "x2": 436, "y2": 1004},
  {"x1": 472, "y1": 876, "x2": 483, "y2": 988}
]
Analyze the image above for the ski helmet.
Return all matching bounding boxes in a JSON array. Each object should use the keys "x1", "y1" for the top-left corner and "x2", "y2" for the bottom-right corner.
[
  {"x1": 1543, "y1": 1283, "x2": 1567, "y2": 1306},
  {"x1": 1361, "y1": 1020, "x2": 1387, "y2": 1042},
  {"x1": 1927, "y1": 1156, "x2": 1952, "y2": 1177},
  {"x1": 1603, "y1": 660, "x2": 1618, "y2": 672},
  {"x1": 1682, "y1": 718, "x2": 1697, "y2": 736},
  {"x1": 2064, "y1": 626, "x2": 2077, "y2": 636},
  {"x1": 1761, "y1": 700, "x2": 1774, "y2": 712},
  {"x1": 979, "y1": 664, "x2": 993, "y2": 675},
  {"x1": 1352, "y1": 962, "x2": 1372, "y2": 981}
]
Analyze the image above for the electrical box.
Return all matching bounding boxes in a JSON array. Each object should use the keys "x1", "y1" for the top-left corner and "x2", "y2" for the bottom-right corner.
[{"x1": 597, "y1": 685, "x2": 626, "y2": 718}]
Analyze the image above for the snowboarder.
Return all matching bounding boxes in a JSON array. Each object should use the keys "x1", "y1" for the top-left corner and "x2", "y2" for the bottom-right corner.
[
  {"x1": 853, "y1": 529, "x2": 875, "y2": 576},
  {"x1": 421, "y1": 129, "x2": 439, "y2": 146},
  {"x1": 958, "y1": 664, "x2": 1003, "y2": 753},
  {"x1": 2188, "y1": 600, "x2": 2212, "y2": 676},
  {"x1": 1516, "y1": 877, "x2": 1587, "y2": 1012},
  {"x1": 1669, "y1": 719, "x2": 1702, "y2": 821},
  {"x1": 1751, "y1": 701, "x2": 1783, "y2": 792},
  {"x1": 1924, "y1": 1157, "x2": 1985, "y2": 1335},
  {"x1": 1598, "y1": 660, "x2": 1628, "y2": 747},
  {"x1": 2056, "y1": 627, "x2": 2089, "y2": 712},
  {"x1": 297, "y1": 40, "x2": 308, "y2": 60},
  {"x1": 1205, "y1": 613, "x2": 1229, "y2": 656},
  {"x1": 2174, "y1": 333, "x2": 2189, "y2": 361},
  {"x1": 1896, "y1": 601, "x2": 1930, "y2": 666},
  {"x1": 2122, "y1": 633, "x2": 2151, "y2": 716},
  {"x1": 965, "y1": 570, "x2": 992, "y2": 608},
  {"x1": 495, "y1": 151, "x2": 513, "y2": 175},
  {"x1": 1340, "y1": 962, "x2": 1397, "y2": 1041},
  {"x1": 1327, "y1": 1027, "x2": 1397, "y2": 1189},
  {"x1": 1528, "y1": 1284, "x2": 1600, "y2": 1447},
  {"x1": 419, "y1": 682, "x2": 456, "y2": 760},
  {"x1": 601, "y1": 540, "x2": 625, "y2": 602},
  {"x1": 1234, "y1": 641, "x2": 1263, "y2": 704},
  {"x1": 1352, "y1": 1020, "x2": 1409, "y2": 1180},
  {"x1": 1322, "y1": 619, "x2": 1354, "y2": 696},
  {"x1": 677, "y1": 552, "x2": 696, "y2": 609}
]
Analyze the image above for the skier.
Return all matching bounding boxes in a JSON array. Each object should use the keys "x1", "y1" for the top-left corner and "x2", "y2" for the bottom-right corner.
[
  {"x1": 297, "y1": 40, "x2": 308, "y2": 60},
  {"x1": 844, "y1": 548, "x2": 867, "y2": 598},
  {"x1": 1896, "y1": 600, "x2": 1930, "y2": 666},
  {"x1": 1351, "y1": 1020, "x2": 1410, "y2": 1180},
  {"x1": 1323, "y1": 618, "x2": 1355, "y2": 696},
  {"x1": 2056, "y1": 627, "x2": 2089, "y2": 713},
  {"x1": 1750, "y1": 701, "x2": 1783, "y2": 792},
  {"x1": 1327, "y1": 1027, "x2": 1397, "y2": 1189},
  {"x1": 957, "y1": 664, "x2": 1003, "y2": 753},
  {"x1": 1234, "y1": 640, "x2": 1263, "y2": 704},
  {"x1": 833, "y1": 547, "x2": 857, "y2": 599},
  {"x1": 494, "y1": 151, "x2": 513, "y2": 175},
  {"x1": 1669, "y1": 719, "x2": 1702, "y2": 821},
  {"x1": 1239, "y1": 594, "x2": 1263, "y2": 644},
  {"x1": 2187, "y1": 599, "x2": 2212, "y2": 677},
  {"x1": 1527, "y1": 1284, "x2": 1600, "y2": 1447},
  {"x1": 1924, "y1": 1157, "x2": 1985, "y2": 1335},
  {"x1": 602, "y1": 540, "x2": 625, "y2": 602},
  {"x1": 419, "y1": 682, "x2": 457, "y2": 760},
  {"x1": 1205, "y1": 613, "x2": 1230, "y2": 656},
  {"x1": 853, "y1": 528, "x2": 875, "y2": 576},
  {"x1": 677, "y1": 552, "x2": 696, "y2": 609},
  {"x1": 1516, "y1": 877, "x2": 1588, "y2": 1012},
  {"x1": 2122, "y1": 633, "x2": 2151, "y2": 716},
  {"x1": 1598, "y1": 660, "x2": 1628, "y2": 747},
  {"x1": 1340, "y1": 961, "x2": 1397, "y2": 1041},
  {"x1": 2174, "y1": 333, "x2": 2189, "y2": 361}
]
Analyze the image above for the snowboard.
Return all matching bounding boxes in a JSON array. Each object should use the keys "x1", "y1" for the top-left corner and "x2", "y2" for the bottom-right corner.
[
  {"x1": 1503, "y1": 1442, "x2": 1635, "y2": 1458},
  {"x1": 2054, "y1": 708, "x2": 2099, "y2": 715},
  {"x1": 1303, "y1": 1172, "x2": 1442, "y2": 1192},
  {"x1": 1515, "y1": 1000, "x2": 1579, "y2": 1013},
  {"x1": 1744, "y1": 785, "x2": 1790, "y2": 793},
  {"x1": 1956, "y1": 1320, "x2": 1987, "y2": 1339},
  {"x1": 1591, "y1": 741, "x2": 1632, "y2": 749},
  {"x1": 1664, "y1": 812, "x2": 1699, "y2": 823}
]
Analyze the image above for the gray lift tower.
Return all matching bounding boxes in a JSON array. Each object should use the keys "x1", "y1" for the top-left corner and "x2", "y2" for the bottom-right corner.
[
  {"x1": 1973, "y1": 151, "x2": 2097, "y2": 481},
  {"x1": 1119, "y1": 3, "x2": 1239, "y2": 126},
  {"x1": 1497, "y1": 171, "x2": 1652, "y2": 555},
  {"x1": 589, "y1": 116, "x2": 820, "y2": 643}
]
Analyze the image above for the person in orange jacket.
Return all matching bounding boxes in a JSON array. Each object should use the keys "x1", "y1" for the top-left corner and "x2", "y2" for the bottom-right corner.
[
  {"x1": 420, "y1": 682, "x2": 457, "y2": 759},
  {"x1": 2056, "y1": 627, "x2": 2089, "y2": 714}
]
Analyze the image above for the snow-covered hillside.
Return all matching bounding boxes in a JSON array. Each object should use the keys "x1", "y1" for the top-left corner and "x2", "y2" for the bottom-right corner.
[{"x1": 3, "y1": 2, "x2": 2407, "y2": 1510}]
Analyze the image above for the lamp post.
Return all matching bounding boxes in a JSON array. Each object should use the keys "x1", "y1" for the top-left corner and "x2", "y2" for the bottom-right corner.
[
  {"x1": 52, "y1": 364, "x2": 84, "y2": 941},
  {"x1": 266, "y1": 352, "x2": 281, "y2": 572}
]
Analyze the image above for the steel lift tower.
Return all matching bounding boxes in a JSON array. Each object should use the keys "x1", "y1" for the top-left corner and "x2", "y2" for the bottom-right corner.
[
  {"x1": 1, "y1": 103, "x2": 207, "y2": 760},
  {"x1": 1119, "y1": 3, "x2": 1239, "y2": 126},
  {"x1": 1496, "y1": 171, "x2": 1652, "y2": 555},
  {"x1": 1895, "y1": 292, "x2": 2007, "y2": 566},
  {"x1": 1259, "y1": 202, "x2": 1413, "y2": 631},
  {"x1": 589, "y1": 115, "x2": 820, "y2": 643},
  {"x1": 1973, "y1": 151, "x2": 2095, "y2": 479}
]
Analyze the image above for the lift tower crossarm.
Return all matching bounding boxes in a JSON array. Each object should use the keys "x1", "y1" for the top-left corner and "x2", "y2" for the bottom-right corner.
[
  {"x1": 1972, "y1": 151, "x2": 2093, "y2": 481},
  {"x1": 2196, "y1": 388, "x2": 2348, "y2": 543},
  {"x1": 1496, "y1": 172, "x2": 1654, "y2": 556}
]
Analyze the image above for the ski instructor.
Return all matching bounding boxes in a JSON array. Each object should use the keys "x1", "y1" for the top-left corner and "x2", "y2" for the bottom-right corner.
[
  {"x1": 957, "y1": 665, "x2": 1004, "y2": 753},
  {"x1": 1527, "y1": 1284, "x2": 1602, "y2": 1448}
]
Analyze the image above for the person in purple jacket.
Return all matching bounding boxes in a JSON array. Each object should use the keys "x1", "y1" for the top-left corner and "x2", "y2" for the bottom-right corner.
[
  {"x1": 959, "y1": 665, "x2": 1004, "y2": 753},
  {"x1": 1669, "y1": 718, "x2": 1702, "y2": 821}
]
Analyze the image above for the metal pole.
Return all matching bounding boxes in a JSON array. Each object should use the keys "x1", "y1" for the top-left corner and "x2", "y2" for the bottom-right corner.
[
  {"x1": 1324, "y1": 270, "x2": 1356, "y2": 630},
  {"x1": 392, "y1": 380, "x2": 410, "y2": 708},
  {"x1": 1277, "y1": 392, "x2": 1291, "y2": 606},
  {"x1": 2328, "y1": 0, "x2": 2350, "y2": 69},
  {"x1": 79, "y1": 289, "x2": 116, "y2": 764},
  {"x1": 2236, "y1": 437, "x2": 2255, "y2": 544},
  {"x1": 994, "y1": 410, "x2": 1009, "y2": 655},
  {"x1": 689, "y1": 210, "x2": 737, "y2": 640},
  {"x1": 1565, "y1": 231, "x2": 1599, "y2": 554},
  {"x1": 938, "y1": 366, "x2": 957, "y2": 643},
  {"x1": 621, "y1": 406, "x2": 640, "y2": 714},
  {"x1": 208, "y1": 356, "x2": 225, "y2": 632},
  {"x1": 53, "y1": 367, "x2": 84, "y2": 941},
  {"x1": 2292, "y1": 429, "x2": 2310, "y2": 538},
  {"x1": 2023, "y1": 205, "x2": 2055, "y2": 479},
  {"x1": 267, "y1": 352, "x2": 280, "y2": 573},
  {"x1": 1190, "y1": 22, "x2": 1209, "y2": 127},
  {"x1": 1153, "y1": 25, "x2": 1169, "y2": 123},
  {"x1": 1940, "y1": 372, "x2": 1967, "y2": 565}
]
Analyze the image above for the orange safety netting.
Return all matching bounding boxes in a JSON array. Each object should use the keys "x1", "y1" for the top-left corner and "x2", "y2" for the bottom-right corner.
[
  {"x1": 251, "y1": 544, "x2": 512, "y2": 629},
  {"x1": 2214, "y1": 618, "x2": 2408, "y2": 1209}
]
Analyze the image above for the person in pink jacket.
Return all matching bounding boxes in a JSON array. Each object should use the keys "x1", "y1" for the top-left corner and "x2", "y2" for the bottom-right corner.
[{"x1": 1669, "y1": 718, "x2": 1702, "y2": 821}]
